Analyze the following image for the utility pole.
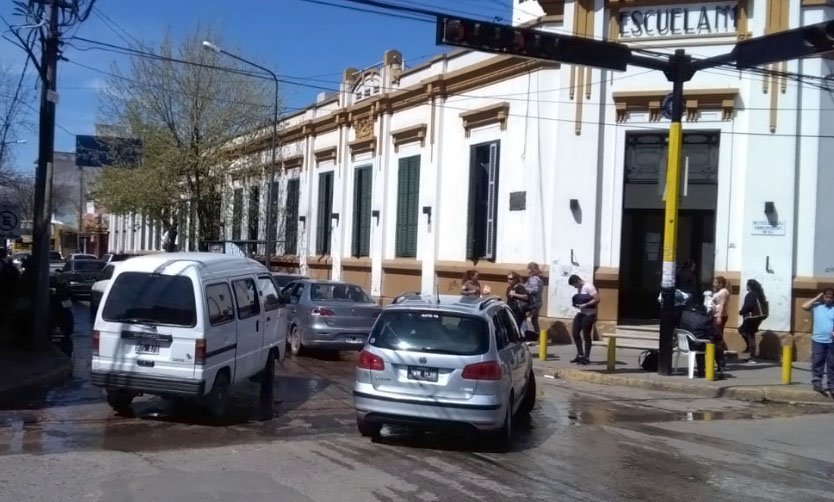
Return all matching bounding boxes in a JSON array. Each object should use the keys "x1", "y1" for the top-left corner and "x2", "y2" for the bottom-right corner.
[{"x1": 30, "y1": 0, "x2": 61, "y2": 350}]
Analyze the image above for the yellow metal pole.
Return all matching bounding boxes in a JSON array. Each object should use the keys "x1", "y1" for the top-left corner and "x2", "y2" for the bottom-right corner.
[
  {"x1": 705, "y1": 343, "x2": 715, "y2": 381},
  {"x1": 607, "y1": 338, "x2": 616, "y2": 372},
  {"x1": 782, "y1": 345, "x2": 792, "y2": 384},
  {"x1": 539, "y1": 329, "x2": 547, "y2": 361}
]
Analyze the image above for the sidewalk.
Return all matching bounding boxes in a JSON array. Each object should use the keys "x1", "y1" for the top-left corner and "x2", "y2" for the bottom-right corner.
[
  {"x1": 532, "y1": 343, "x2": 834, "y2": 405},
  {"x1": 0, "y1": 347, "x2": 72, "y2": 406}
]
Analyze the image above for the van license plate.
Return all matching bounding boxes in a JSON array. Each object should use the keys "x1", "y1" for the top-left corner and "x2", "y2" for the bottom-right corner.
[
  {"x1": 407, "y1": 366, "x2": 438, "y2": 382},
  {"x1": 135, "y1": 343, "x2": 159, "y2": 355}
]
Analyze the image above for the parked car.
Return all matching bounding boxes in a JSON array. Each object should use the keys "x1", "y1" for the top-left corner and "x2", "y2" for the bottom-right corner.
[
  {"x1": 90, "y1": 252, "x2": 287, "y2": 417},
  {"x1": 50, "y1": 251, "x2": 64, "y2": 262},
  {"x1": 69, "y1": 253, "x2": 98, "y2": 261},
  {"x1": 282, "y1": 279, "x2": 381, "y2": 356},
  {"x1": 271, "y1": 272, "x2": 308, "y2": 291},
  {"x1": 90, "y1": 262, "x2": 118, "y2": 323},
  {"x1": 102, "y1": 252, "x2": 144, "y2": 263},
  {"x1": 59, "y1": 259, "x2": 106, "y2": 298},
  {"x1": 352, "y1": 294, "x2": 536, "y2": 450}
]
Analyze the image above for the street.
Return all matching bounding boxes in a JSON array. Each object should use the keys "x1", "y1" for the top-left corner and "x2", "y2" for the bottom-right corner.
[{"x1": 0, "y1": 302, "x2": 833, "y2": 502}]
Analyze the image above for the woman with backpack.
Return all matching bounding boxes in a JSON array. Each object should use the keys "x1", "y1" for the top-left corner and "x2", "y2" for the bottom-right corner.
[{"x1": 739, "y1": 279, "x2": 768, "y2": 363}]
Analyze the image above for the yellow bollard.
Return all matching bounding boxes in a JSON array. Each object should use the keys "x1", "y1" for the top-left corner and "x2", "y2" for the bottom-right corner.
[
  {"x1": 705, "y1": 343, "x2": 715, "y2": 381},
  {"x1": 539, "y1": 329, "x2": 548, "y2": 361},
  {"x1": 782, "y1": 345, "x2": 792, "y2": 385},
  {"x1": 606, "y1": 337, "x2": 616, "y2": 372}
]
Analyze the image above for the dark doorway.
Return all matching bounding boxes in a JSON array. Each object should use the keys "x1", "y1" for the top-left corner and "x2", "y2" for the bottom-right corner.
[{"x1": 618, "y1": 131, "x2": 720, "y2": 323}]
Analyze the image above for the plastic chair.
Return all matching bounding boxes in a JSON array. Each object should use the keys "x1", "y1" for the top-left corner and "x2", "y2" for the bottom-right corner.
[{"x1": 673, "y1": 329, "x2": 709, "y2": 379}]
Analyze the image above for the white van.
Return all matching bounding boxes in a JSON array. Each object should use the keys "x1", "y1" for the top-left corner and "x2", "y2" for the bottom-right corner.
[{"x1": 90, "y1": 252, "x2": 287, "y2": 417}]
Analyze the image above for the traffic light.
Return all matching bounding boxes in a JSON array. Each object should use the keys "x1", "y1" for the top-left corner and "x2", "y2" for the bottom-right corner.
[
  {"x1": 436, "y1": 16, "x2": 631, "y2": 72},
  {"x1": 732, "y1": 20, "x2": 834, "y2": 68}
]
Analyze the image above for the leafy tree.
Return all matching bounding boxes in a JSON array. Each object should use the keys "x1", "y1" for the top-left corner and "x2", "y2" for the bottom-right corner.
[{"x1": 94, "y1": 25, "x2": 277, "y2": 251}]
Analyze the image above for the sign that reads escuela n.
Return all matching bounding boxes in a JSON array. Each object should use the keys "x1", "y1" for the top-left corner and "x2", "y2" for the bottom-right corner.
[{"x1": 617, "y1": 2, "x2": 738, "y2": 40}]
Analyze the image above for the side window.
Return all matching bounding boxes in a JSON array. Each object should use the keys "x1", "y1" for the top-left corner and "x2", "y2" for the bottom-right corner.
[
  {"x1": 258, "y1": 275, "x2": 281, "y2": 312},
  {"x1": 493, "y1": 313, "x2": 510, "y2": 350},
  {"x1": 206, "y1": 283, "x2": 235, "y2": 326},
  {"x1": 501, "y1": 308, "x2": 522, "y2": 343},
  {"x1": 232, "y1": 278, "x2": 261, "y2": 320},
  {"x1": 98, "y1": 265, "x2": 114, "y2": 281},
  {"x1": 290, "y1": 283, "x2": 304, "y2": 305}
]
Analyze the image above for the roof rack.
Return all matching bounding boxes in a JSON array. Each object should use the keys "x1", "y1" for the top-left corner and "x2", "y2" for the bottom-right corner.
[{"x1": 478, "y1": 295, "x2": 503, "y2": 310}]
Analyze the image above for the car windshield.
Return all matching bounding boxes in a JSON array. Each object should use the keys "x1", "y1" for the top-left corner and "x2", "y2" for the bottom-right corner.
[
  {"x1": 369, "y1": 310, "x2": 490, "y2": 356},
  {"x1": 272, "y1": 275, "x2": 302, "y2": 288},
  {"x1": 73, "y1": 261, "x2": 105, "y2": 272},
  {"x1": 310, "y1": 283, "x2": 374, "y2": 303},
  {"x1": 74, "y1": 254, "x2": 97, "y2": 260},
  {"x1": 102, "y1": 272, "x2": 197, "y2": 327}
]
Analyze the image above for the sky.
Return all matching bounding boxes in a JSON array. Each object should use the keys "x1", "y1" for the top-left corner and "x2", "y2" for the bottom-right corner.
[{"x1": 0, "y1": 0, "x2": 512, "y2": 174}]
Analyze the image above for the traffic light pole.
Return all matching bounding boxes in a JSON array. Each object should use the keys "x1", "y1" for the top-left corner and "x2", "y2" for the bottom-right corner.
[{"x1": 657, "y1": 50, "x2": 691, "y2": 376}]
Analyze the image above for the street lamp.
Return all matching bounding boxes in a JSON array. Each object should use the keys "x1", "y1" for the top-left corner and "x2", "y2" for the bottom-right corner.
[{"x1": 202, "y1": 40, "x2": 279, "y2": 268}]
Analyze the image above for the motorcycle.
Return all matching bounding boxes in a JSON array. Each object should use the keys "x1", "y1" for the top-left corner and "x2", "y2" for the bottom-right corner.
[{"x1": 49, "y1": 275, "x2": 74, "y2": 357}]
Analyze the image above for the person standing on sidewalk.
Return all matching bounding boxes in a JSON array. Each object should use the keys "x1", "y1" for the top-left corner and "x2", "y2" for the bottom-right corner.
[
  {"x1": 506, "y1": 272, "x2": 529, "y2": 330},
  {"x1": 569, "y1": 274, "x2": 599, "y2": 365},
  {"x1": 739, "y1": 279, "x2": 768, "y2": 363},
  {"x1": 523, "y1": 262, "x2": 544, "y2": 339},
  {"x1": 460, "y1": 270, "x2": 482, "y2": 297},
  {"x1": 801, "y1": 289, "x2": 834, "y2": 394}
]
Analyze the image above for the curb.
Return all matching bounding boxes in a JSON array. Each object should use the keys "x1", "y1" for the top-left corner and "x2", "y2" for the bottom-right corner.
[
  {"x1": 539, "y1": 367, "x2": 834, "y2": 405},
  {"x1": 0, "y1": 351, "x2": 73, "y2": 406}
]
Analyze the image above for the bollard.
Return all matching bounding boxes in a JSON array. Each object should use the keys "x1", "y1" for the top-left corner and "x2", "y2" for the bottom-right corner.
[
  {"x1": 606, "y1": 337, "x2": 616, "y2": 372},
  {"x1": 539, "y1": 329, "x2": 548, "y2": 361},
  {"x1": 782, "y1": 344, "x2": 792, "y2": 385},
  {"x1": 705, "y1": 343, "x2": 715, "y2": 381}
]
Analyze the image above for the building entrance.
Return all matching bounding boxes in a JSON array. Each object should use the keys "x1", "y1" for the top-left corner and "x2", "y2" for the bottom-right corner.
[{"x1": 618, "y1": 131, "x2": 720, "y2": 323}]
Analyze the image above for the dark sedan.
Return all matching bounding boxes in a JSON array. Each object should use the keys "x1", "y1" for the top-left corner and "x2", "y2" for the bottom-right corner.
[{"x1": 59, "y1": 259, "x2": 106, "y2": 298}]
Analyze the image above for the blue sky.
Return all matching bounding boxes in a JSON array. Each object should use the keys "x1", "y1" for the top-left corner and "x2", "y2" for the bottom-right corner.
[{"x1": 0, "y1": 0, "x2": 511, "y2": 173}]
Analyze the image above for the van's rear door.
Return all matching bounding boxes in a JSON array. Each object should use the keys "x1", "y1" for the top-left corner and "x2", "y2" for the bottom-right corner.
[{"x1": 95, "y1": 271, "x2": 199, "y2": 379}]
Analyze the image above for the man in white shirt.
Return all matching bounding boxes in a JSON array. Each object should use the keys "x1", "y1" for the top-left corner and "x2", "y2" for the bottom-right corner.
[{"x1": 569, "y1": 274, "x2": 600, "y2": 365}]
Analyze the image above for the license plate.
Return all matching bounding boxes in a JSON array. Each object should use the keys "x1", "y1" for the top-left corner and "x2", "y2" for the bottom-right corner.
[
  {"x1": 61, "y1": 300, "x2": 72, "y2": 308},
  {"x1": 345, "y1": 335, "x2": 365, "y2": 343},
  {"x1": 135, "y1": 343, "x2": 159, "y2": 355},
  {"x1": 407, "y1": 366, "x2": 438, "y2": 382}
]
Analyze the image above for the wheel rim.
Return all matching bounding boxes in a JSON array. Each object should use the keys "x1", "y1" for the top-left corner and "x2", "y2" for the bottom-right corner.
[{"x1": 291, "y1": 328, "x2": 301, "y2": 353}]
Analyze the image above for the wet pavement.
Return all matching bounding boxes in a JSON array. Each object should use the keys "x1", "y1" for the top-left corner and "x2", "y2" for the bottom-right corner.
[{"x1": 1, "y1": 301, "x2": 834, "y2": 500}]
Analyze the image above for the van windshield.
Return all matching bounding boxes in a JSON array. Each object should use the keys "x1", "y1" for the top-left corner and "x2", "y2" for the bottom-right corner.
[
  {"x1": 102, "y1": 272, "x2": 197, "y2": 327},
  {"x1": 369, "y1": 310, "x2": 490, "y2": 356}
]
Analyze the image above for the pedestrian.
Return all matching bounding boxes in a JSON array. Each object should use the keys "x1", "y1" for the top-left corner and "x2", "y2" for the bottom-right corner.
[
  {"x1": 739, "y1": 279, "x2": 768, "y2": 363},
  {"x1": 506, "y1": 271, "x2": 529, "y2": 334},
  {"x1": 568, "y1": 274, "x2": 599, "y2": 365},
  {"x1": 711, "y1": 276, "x2": 730, "y2": 338},
  {"x1": 460, "y1": 269, "x2": 482, "y2": 297},
  {"x1": 679, "y1": 299, "x2": 723, "y2": 377},
  {"x1": 524, "y1": 262, "x2": 544, "y2": 339},
  {"x1": 677, "y1": 259, "x2": 700, "y2": 300},
  {"x1": 801, "y1": 289, "x2": 834, "y2": 394}
]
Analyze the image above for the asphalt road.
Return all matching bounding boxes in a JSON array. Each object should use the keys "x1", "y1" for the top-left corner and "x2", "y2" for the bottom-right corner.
[{"x1": 1, "y1": 301, "x2": 833, "y2": 501}]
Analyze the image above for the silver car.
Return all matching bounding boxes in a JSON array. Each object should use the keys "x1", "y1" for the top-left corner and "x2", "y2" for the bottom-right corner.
[
  {"x1": 283, "y1": 280, "x2": 382, "y2": 355},
  {"x1": 353, "y1": 294, "x2": 535, "y2": 450}
]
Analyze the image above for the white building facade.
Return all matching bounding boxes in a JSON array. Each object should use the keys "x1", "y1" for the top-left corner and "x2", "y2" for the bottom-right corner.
[{"x1": 111, "y1": 0, "x2": 834, "y2": 359}]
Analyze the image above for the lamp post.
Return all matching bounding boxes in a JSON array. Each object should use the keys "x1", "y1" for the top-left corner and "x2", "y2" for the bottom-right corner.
[{"x1": 202, "y1": 40, "x2": 279, "y2": 268}]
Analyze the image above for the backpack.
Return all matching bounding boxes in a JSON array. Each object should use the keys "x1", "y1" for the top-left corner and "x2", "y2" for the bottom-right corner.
[{"x1": 639, "y1": 350, "x2": 658, "y2": 372}]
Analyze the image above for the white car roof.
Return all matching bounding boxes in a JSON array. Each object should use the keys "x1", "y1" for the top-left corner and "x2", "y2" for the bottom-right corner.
[{"x1": 114, "y1": 252, "x2": 267, "y2": 281}]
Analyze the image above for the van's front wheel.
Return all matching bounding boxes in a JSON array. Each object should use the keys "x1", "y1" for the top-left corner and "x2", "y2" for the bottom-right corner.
[
  {"x1": 207, "y1": 373, "x2": 230, "y2": 419},
  {"x1": 106, "y1": 389, "x2": 134, "y2": 415}
]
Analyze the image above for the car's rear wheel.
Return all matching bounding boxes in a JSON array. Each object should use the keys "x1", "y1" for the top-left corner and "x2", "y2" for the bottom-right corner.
[
  {"x1": 289, "y1": 326, "x2": 304, "y2": 356},
  {"x1": 106, "y1": 389, "x2": 134, "y2": 414},
  {"x1": 493, "y1": 394, "x2": 513, "y2": 452},
  {"x1": 357, "y1": 417, "x2": 382, "y2": 438},
  {"x1": 207, "y1": 373, "x2": 230, "y2": 419},
  {"x1": 520, "y1": 372, "x2": 536, "y2": 415}
]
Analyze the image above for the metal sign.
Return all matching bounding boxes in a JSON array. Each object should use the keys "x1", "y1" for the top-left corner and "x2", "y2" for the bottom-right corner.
[
  {"x1": 661, "y1": 93, "x2": 675, "y2": 120},
  {"x1": 0, "y1": 205, "x2": 21, "y2": 238}
]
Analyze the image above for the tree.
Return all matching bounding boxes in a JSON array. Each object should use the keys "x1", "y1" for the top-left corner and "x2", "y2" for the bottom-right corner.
[
  {"x1": 94, "y1": 25, "x2": 277, "y2": 251},
  {"x1": 0, "y1": 61, "x2": 34, "y2": 174}
]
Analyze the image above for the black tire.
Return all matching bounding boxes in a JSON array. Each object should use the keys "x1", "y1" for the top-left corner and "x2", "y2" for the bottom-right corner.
[
  {"x1": 106, "y1": 389, "x2": 134, "y2": 414},
  {"x1": 357, "y1": 417, "x2": 382, "y2": 438},
  {"x1": 261, "y1": 350, "x2": 276, "y2": 387},
  {"x1": 289, "y1": 326, "x2": 304, "y2": 357},
  {"x1": 493, "y1": 394, "x2": 513, "y2": 452},
  {"x1": 519, "y1": 372, "x2": 536, "y2": 415},
  {"x1": 207, "y1": 372, "x2": 230, "y2": 419}
]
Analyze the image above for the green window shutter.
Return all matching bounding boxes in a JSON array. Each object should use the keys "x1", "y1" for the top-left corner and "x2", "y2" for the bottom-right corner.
[
  {"x1": 285, "y1": 179, "x2": 299, "y2": 255},
  {"x1": 466, "y1": 146, "x2": 479, "y2": 260},
  {"x1": 396, "y1": 156, "x2": 420, "y2": 258},
  {"x1": 316, "y1": 172, "x2": 333, "y2": 255},
  {"x1": 232, "y1": 188, "x2": 243, "y2": 241},
  {"x1": 352, "y1": 166, "x2": 372, "y2": 257},
  {"x1": 248, "y1": 186, "x2": 260, "y2": 242}
]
